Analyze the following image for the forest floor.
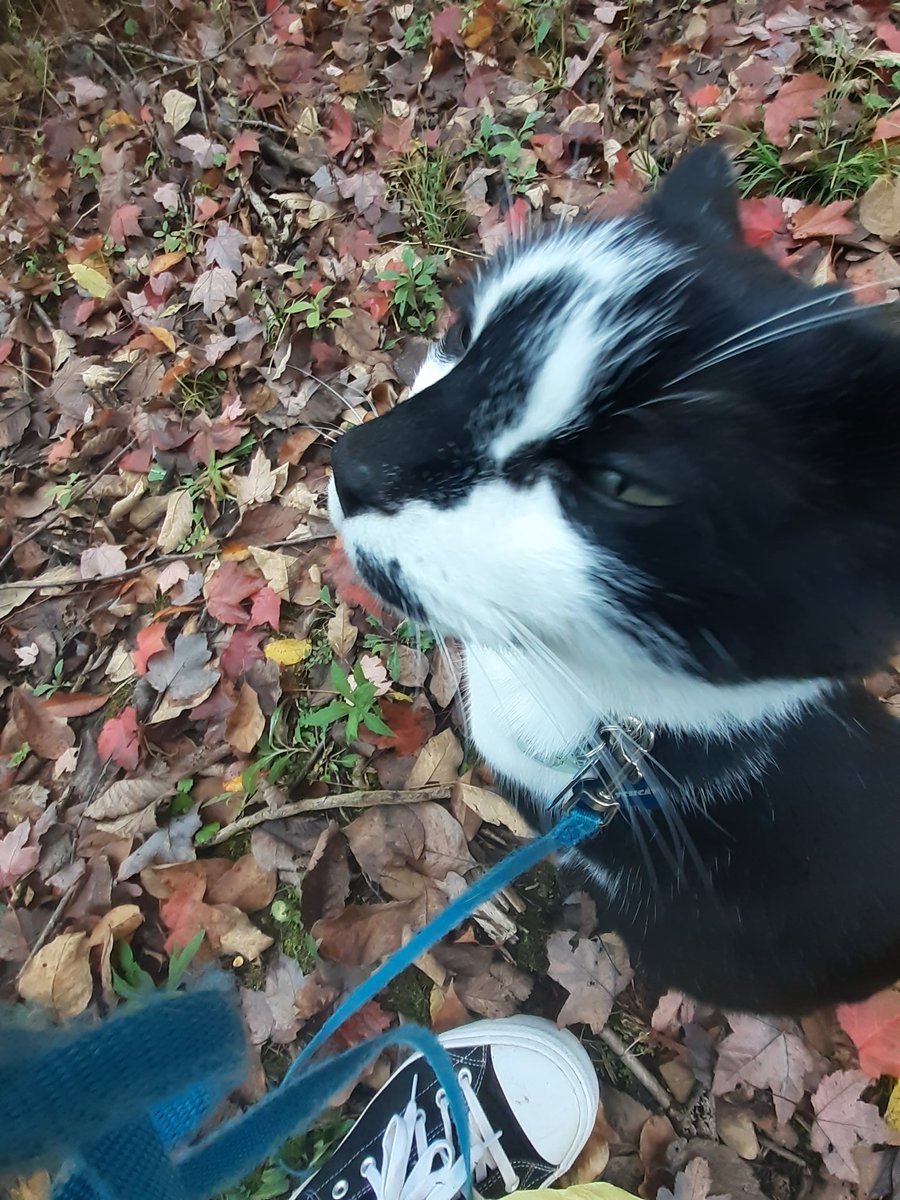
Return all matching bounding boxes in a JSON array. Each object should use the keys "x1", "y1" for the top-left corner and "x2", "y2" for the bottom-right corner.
[{"x1": 2, "y1": 1, "x2": 900, "y2": 1197}]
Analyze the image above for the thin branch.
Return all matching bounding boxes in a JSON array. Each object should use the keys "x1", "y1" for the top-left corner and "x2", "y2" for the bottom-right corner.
[{"x1": 599, "y1": 1025, "x2": 680, "y2": 1117}]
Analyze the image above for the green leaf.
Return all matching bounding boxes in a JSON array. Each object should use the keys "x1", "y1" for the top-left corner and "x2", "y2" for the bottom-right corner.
[
  {"x1": 194, "y1": 822, "x2": 221, "y2": 846},
  {"x1": 330, "y1": 659, "x2": 351, "y2": 697},
  {"x1": 363, "y1": 709, "x2": 394, "y2": 736},
  {"x1": 302, "y1": 699, "x2": 352, "y2": 727},
  {"x1": 167, "y1": 930, "x2": 205, "y2": 990}
]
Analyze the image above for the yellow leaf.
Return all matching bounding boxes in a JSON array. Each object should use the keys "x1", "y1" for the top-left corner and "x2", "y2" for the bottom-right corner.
[
  {"x1": 68, "y1": 263, "x2": 112, "y2": 300},
  {"x1": 885, "y1": 1079, "x2": 900, "y2": 1131},
  {"x1": 264, "y1": 638, "x2": 312, "y2": 666},
  {"x1": 147, "y1": 325, "x2": 176, "y2": 352},
  {"x1": 222, "y1": 776, "x2": 245, "y2": 793},
  {"x1": 105, "y1": 109, "x2": 137, "y2": 128},
  {"x1": 148, "y1": 250, "x2": 185, "y2": 276}
]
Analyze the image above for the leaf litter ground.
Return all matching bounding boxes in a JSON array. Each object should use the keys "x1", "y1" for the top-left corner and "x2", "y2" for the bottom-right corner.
[{"x1": 2, "y1": 1, "x2": 900, "y2": 1197}]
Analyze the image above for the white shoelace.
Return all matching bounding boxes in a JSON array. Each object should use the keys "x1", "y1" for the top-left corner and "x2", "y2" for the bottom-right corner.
[{"x1": 355, "y1": 1069, "x2": 520, "y2": 1200}]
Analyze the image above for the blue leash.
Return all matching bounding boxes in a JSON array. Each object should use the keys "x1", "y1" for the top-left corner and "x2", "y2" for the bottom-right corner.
[{"x1": 1, "y1": 727, "x2": 658, "y2": 1200}]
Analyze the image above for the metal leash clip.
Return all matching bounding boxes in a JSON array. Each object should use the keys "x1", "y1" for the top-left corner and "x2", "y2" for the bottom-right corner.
[{"x1": 561, "y1": 718, "x2": 656, "y2": 825}]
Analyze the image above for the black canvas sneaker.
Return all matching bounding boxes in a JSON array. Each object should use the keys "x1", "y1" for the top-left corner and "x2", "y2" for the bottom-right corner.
[{"x1": 291, "y1": 1015, "x2": 600, "y2": 1200}]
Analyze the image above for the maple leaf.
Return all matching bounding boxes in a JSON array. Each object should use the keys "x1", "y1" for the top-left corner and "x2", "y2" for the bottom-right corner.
[
  {"x1": 204, "y1": 561, "x2": 263, "y2": 624},
  {"x1": 68, "y1": 76, "x2": 107, "y2": 106},
  {"x1": 431, "y1": 5, "x2": 465, "y2": 47},
  {"x1": 107, "y1": 204, "x2": 142, "y2": 243},
  {"x1": 97, "y1": 707, "x2": 141, "y2": 771},
  {"x1": 712, "y1": 1013, "x2": 825, "y2": 1125},
  {"x1": 546, "y1": 930, "x2": 633, "y2": 1033},
  {"x1": 178, "y1": 133, "x2": 227, "y2": 168},
  {"x1": 204, "y1": 222, "x2": 246, "y2": 274},
  {"x1": 145, "y1": 633, "x2": 218, "y2": 703},
  {"x1": 248, "y1": 586, "x2": 281, "y2": 630},
  {"x1": 189, "y1": 267, "x2": 238, "y2": 317},
  {"x1": 838, "y1": 990, "x2": 900, "y2": 1078},
  {"x1": 226, "y1": 131, "x2": 259, "y2": 170},
  {"x1": 764, "y1": 73, "x2": 830, "y2": 147},
  {"x1": 0, "y1": 820, "x2": 40, "y2": 889},
  {"x1": 220, "y1": 629, "x2": 266, "y2": 679},
  {"x1": 325, "y1": 103, "x2": 353, "y2": 154},
  {"x1": 80, "y1": 545, "x2": 127, "y2": 579},
  {"x1": 811, "y1": 1069, "x2": 889, "y2": 1182},
  {"x1": 232, "y1": 446, "x2": 288, "y2": 512},
  {"x1": 188, "y1": 412, "x2": 247, "y2": 464},
  {"x1": 134, "y1": 622, "x2": 169, "y2": 674},
  {"x1": 739, "y1": 196, "x2": 786, "y2": 247}
]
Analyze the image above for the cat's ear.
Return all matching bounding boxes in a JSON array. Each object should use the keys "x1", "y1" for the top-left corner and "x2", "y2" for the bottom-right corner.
[{"x1": 646, "y1": 142, "x2": 741, "y2": 246}]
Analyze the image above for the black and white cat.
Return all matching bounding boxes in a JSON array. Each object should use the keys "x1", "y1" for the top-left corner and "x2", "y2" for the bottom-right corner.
[{"x1": 328, "y1": 144, "x2": 900, "y2": 1015}]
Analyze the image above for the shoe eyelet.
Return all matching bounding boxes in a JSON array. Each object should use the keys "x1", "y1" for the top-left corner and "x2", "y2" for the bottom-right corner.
[
  {"x1": 457, "y1": 1067, "x2": 472, "y2": 1086},
  {"x1": 331, "y1": 1182, "x2": 349, "y2": 1200},
  {"x1": 435, "y1": 1087, "x2": 447, "y2": 1105},
  {"x1": 360, "y1": 1156, "x2": 377, "y2": 1174}
]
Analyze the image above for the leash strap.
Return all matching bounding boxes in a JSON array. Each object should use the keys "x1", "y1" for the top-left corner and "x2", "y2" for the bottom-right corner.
[{"x1": 3, "y1": 725, "x2": 659, "y2": 1200}]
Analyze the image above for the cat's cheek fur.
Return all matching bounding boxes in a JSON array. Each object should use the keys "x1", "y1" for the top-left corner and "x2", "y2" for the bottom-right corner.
[{"x1": 331, "y1": 475, "x2": 614, "y2": 647}]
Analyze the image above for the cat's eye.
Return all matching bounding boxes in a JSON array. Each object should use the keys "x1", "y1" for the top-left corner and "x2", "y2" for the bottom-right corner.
[{"x1": 598, "y1": 468, "x2": 674, "y2": 508}]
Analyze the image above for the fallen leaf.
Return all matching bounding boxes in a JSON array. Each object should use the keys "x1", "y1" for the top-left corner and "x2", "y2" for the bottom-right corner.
[
  {"x1": 206, "y1": 854, "x2": 277, "y2": 910},
  {"x1": 17, "y1": 931, "x2": 93, "y2": 1019},
  {"x1": 764, "y1": 73, "x2": 830, "y2": 147},
  {"x1": 248, "y1": 586, "x2": 281, "y2": 630},
  {"x1": 225, "y1": 682, "x2": 265, "y2": 755},
  {"x1": 117, "y1": 809, "x2": 201, "y2": 879},
  {"x1": 658, "y1": 1157, "x2": 719, "y2": 1200},
  {"x1": 146, "y1": 633, "x2": 218, "y2": 704},
  {"x1": 68, "y1": 75, "x2": 107, "y2": 106},
  {"x1": 85, "y1": 777, "x2": 168, "y2": 836},
  {"x1": 811, "y1": 1070, "x2": 889, "y2": 1183},
  {"x1": 327, "y1": 602, "x2": 358, "y2": 658},
  {"x1": 233, "y1": 447, "x2": 288, "y2": 512},
  {"x1": 789, "y1": 200, "x2": 855, "y2": 239},
  {"x1": 68, "y1": 263, "x2": 112, "y2": 300},
  {"x1": 712, "y1": 1013, "x2": 824, "y2": 1125},
  {"x1": 179, "y1": 133, "x2": 227, "y2": 168},
  {"x1": 859, "y1": 177, "x2": 900, "y2": 242},
  {"x1": 0, "y1": 820, "x2": 40, "y2": 888},
  {"x1": 264, "y1": 638, "x2": 312, "y2": 666},
  {"x1": 134, "y1": 623, "x2": 169, "y2": 674},
  {"x1": 97, "y1": 707, "x2": 141, "y2": 771},
  {"x1": 546, "y1": 930, "x2": 633, "y2": 1034},
  {"x1": 80, "y1": 545, "x2": 127, "y2": 579},
  {"x1": 10, "y1": 688, "x2": 75, "y2": 761},
  {"x1": 107, "y1": 204, "x2": 142, "y2": 243},
  {"x1": 162, "y1": 88, "x2": 196, "y2": 133},
  {"x1": 405, "y1": 729, "x2": 464, "y2": 788},
  {"x1": 190, "y1": 266, "x2": 238, "y2": 317},
  {"x1": 431, "y1": 4, "x2": 464, "y2": 47},
  {"x1": 157, "y1": 489, "x2": 194, "y2": 553},
  {"x1": 837, "y1": 990, "x2": 900, "y2": 1078},
  {"x1": 313, "y1": 900, "x2": 420, "y2": 966},
  {"x1": 205, "y1": 561, "x2": 263, "y2": 624},
  {"x1": 204, "y1": 222, "x2": 246, "y2": 274}
]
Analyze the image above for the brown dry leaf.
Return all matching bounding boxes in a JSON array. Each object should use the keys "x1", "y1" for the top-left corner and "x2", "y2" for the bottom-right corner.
[
  {"x1": 18, "y1": 931, "x2": 93, "y2": 1019},
  {"x1": 206, "y1": 853, "x2": 276, "y2": 910},
  {"x1": 162, "y1": 88, "x2": 196, "y2": 133},
  {"x1": 85, "y1": 778, "x2": 169, "y2": 837},
  {"x1": 225, "y1": 682, "x2": 265, "y2": 754},
  {"x1": 157, "y1": 489, "x2": 194, "y2": 553},
  {"x1": 405, "y1": 730, "x2": 464, "y2": 788},
  {"x1": 858, "y1": 177, "x2": 900, "y2": 242},
  {"x1": 810, "y1": 1070, "x2": 890, "y2": 1183},
  {"x1": 452, "y1": 781, "x2": 535, "y2": 838},
  {"x1": 712, "y1": 1012, "x2": 825, "y2": 1125},
  {"x1": 546, "y1": 930, "x2": 633, "y2": 1034},
  {"x1": 327, "y1": 601, "x2": 358, "y2": 658},
  {"x1": 88, "y1": 904, "x2": 143, "y2": 1000},
  {"x1": 216, "y1": 909, "x2": 273, "y2": 959},
  {"x1": 233, "y1": 447, "x2": 288, "y2": 512},
  {"x1": 10, "y1": 688, "x2": 75, "y2": 761},
  {"x1": 313, "y1": 900, "x2": 419, "y2": 966}
]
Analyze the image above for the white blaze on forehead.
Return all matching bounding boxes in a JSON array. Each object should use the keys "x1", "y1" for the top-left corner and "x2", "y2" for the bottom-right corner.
[{"x1": 469, "y1": 222, "x2": 674, "y2": 461}]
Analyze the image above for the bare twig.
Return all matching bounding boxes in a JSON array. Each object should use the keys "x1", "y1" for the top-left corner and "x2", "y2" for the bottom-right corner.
[
  {"x1": 599, "y1": 1025, "x2": 680, "y2": 1116},
  {"x1": 243, "y1": 181, "x2": 280, "y2": 242},
  {"x1": 205, "y1": 785, "x2": 454, "y2": 846}
]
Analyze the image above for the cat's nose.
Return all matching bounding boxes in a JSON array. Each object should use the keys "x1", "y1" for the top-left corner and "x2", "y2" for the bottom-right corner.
[{"x1": 331, "y1": 432, "x2": 376, "y2": 519}]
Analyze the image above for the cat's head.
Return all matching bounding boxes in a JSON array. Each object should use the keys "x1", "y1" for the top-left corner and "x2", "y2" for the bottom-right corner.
[{"x1": 329, "y1": 144, "x2": 900, "y2": 698}]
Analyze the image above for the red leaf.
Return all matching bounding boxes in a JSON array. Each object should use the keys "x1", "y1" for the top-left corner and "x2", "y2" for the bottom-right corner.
[
  {"x1": 876, "y1": 22, "x2": 900, "y2": 53},
  {"x1": 188, "y1": 414, "x2": 247, "y2": 465},
  {"x1": 431, "y1": 4, "x2": 464, "y2": 47},
  {"x1": 325, "y1": 103, "x2": 353, "y2": 154},
  {"x1": 764, "y1": 73, "x2": 830, "y2": 147},
  {"x1": 205, "y1": 562, "x2": 263, "y2": 625},
  {"x1": 687, "y1": 83, "x2": 720, "y2": 108},
  {"x1": 107, "y1": 204, "x2": 142, "y2": 242},
  {"x1": 873, "y1": 111, "x2": 900, "y2": 143},
  {"x1": 789, "y1": 199, "x2": 854, "y2": 240},
  {"x1": 248, "y1": 586, "x2": 281, "y2": 630},
  {"x1": 226, "y1": 130, "x2": 260, "y2": 169},
  {"x1": 119, "y1": 446, "x2": 152, "y2": 474},
  {"x1": 220, "y1": 629, "x2": 265, "y2": 679},
  {"x1": 325, "y1": 543, "x2": 384, "y2": 618},
  {"x1": 329, "y1": 1000, "x2": 392, "y2": 1050},
  {"x1": 837, "y1": 990, "x2": 900, "y2": 1078},
  {"x1": 336, "y1": 224, "x2": 379, "y2": 262},
  {"x1": 134, "y1": 622, "x2": 169, "y2": 675},
  {"x1": 97, "y1": 706, "x2": 141, "y2": 771},
  {"x1": 381, "y1": 114, "x2": 415, "y2": 154},
  {"x1": 739, "y1": 195, "x2": 786, "y2": 247},
  {"x1": 364, "y1": 699, "x2": 432, "y2": 756}
]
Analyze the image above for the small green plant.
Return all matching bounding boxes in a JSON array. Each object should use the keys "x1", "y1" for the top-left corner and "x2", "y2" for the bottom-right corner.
[
  {"x1": 74, "y1": 145, "x2": 102, "y2": 181},
  {"x1": 111, "y1": 931, "x2": 205, "y2": 1001},
  {"x1": 218, "y1": 1121, "x2": 353, "y2": 1200},
  {"x1": 49, "y1": 472, "x2": 82, "y2": 511},
  {"x1": 282, "y1": 285, "x2": 352, "y2": 330},
  {"x1": 464, "y1": 111, "x2": 542, "y2": 193},
  {"x1": 269, "y1": 890, "x2": 318, "y2": 970},
  {"x1": 403, "y1": 11, "x2": 431, "y2": 48},
  {"x1": 8, "y1": 743, "x2": 29, "y2": 769},
  {"x1": 153, "y1": 213, "x2": 202, "y2": 254},
  {"x1": 379, "y1": 247, "x2": 445, "y2": 333},
  {"x1": 386, "y1": 145, "x2": 468, "y2": 247},
  {"x1": 176, "y1": 368, "x2": 227, "y2": 416},
  {"x1": 299, "y1": 661, "x2": 394, "y2": 741},
  {"x1": 33, "y1": 659, "x2": 66, "y2": 698},
  {"x1": 508, "y1": 0, "x2": 575, "y2": 89},
  {"x1": 736, "y1": 134, "x2": 900, "y2": 203}
]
